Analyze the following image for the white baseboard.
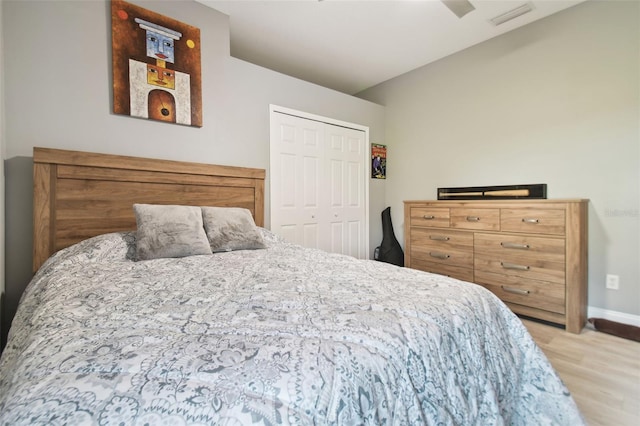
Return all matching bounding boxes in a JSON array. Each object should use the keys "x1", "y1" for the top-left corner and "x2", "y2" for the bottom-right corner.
[{"x1": 588, "y1": 306, "x2": 640, "y2": 327}]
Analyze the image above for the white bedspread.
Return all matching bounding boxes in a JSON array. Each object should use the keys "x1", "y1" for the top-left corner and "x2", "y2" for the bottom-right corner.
[{"x1": 0, "y1": 231, "x2": 583, "y2": 425}]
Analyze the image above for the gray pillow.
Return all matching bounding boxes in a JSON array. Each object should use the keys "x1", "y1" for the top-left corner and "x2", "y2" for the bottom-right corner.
[
  {"x1": 134, "y1": 204, "x2": 212, "y2": 260},
  {"x1": 201, "y1": 206, "x2": 266, "y2": 252}
]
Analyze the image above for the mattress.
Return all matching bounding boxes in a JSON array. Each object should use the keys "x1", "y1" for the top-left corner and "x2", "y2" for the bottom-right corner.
[{"x1": 0, "y1": 230, "x2": 583, "y2": 425}]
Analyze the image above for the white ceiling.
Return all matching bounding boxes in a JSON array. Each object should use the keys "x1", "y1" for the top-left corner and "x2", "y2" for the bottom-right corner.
[{"x1": 198, "y1": 0, "x2": 587, "y2": 95}]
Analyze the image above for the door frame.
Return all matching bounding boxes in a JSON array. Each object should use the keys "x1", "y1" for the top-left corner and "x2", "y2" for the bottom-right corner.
[{"x1": 269, "y1": 104, "x2": 370, "y2": 257}]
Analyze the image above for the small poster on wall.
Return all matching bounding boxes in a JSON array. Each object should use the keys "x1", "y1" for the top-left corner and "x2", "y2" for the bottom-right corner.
[{"x1": 371, "y1": 143, "x2": 387, "y2": 179}]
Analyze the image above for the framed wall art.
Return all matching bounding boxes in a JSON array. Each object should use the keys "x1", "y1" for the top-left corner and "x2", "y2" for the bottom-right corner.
[
  {"x1": 111, "y1": 0, "x2": 202, "y2": 127},
  {"x1": 371, "y1": 143, "x2": 387, "y2": 179}
]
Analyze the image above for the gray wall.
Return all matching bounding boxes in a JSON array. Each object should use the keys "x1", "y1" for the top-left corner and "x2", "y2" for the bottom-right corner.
[
  {"x1": 358, "y1": 0, "x2": 639, "y2": 317},
  {"x1": 1, "y1": 0, "x2": 385, "y2": 343},
  {"x1": 0, "y1": 0, "x2": 5, "y2": 338}
]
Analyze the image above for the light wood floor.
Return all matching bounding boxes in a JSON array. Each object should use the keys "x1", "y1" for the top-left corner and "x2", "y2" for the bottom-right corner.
[{"x1": 522, "y1": 319, "x2": 640, "y2": 426}]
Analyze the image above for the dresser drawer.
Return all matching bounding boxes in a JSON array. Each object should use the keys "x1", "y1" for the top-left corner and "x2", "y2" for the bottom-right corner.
[
  {"x1": 474, "y1": 233, "x2": 565, "y2": 264},
  {"x1": 410, "y1": 207, "x2": 449, "y2": 228},
  {"x1": 450, "y1": 208, "x2": 500, "y2": 231},
  {"x1": 474, "y1": 255, "x2": 565, "y2": 284},
  {"x1": 501, "y1": 208, "x2": 565, "y2": 235},
  {"x1": 410, "y1": 227, "x2": 473, "y2": 268},
  {"x1": 411, "y1": 258, "x2": 474, "y2": 282},
  {"x1": 475, "y1": 273, "x2": 566, "y2": 314}
]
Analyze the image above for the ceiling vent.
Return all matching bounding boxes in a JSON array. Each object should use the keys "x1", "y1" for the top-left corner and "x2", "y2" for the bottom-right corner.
[{"x1": 490, "y1": 3, "x2": 534, "y2": 26}]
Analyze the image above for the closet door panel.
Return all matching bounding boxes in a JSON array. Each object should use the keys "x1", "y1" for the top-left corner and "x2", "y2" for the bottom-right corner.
[
  {"x1": 325, "y1": 125, "x2": 366, "y2": 258},
  {"x1": 271, "y1": 112, "x2": 324, "y2": 249}
]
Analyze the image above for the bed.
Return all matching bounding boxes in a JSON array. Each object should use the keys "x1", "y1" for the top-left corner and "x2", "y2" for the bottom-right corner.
[{"x1": 0, "y1": 148, "x2": 584, "y2": 425}]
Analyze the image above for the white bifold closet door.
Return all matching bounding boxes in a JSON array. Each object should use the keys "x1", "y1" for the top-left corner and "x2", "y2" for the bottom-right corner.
[{"x1": 270, "y1": 110, "x2": 368, "y2": 259}]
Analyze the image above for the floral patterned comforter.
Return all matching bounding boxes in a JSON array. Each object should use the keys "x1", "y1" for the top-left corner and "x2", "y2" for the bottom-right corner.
[{"x1": 0, "y1": 231, "x2": 583, "y2": 425}]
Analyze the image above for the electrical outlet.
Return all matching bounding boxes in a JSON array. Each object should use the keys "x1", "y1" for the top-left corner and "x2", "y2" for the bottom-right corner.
[{"x1": 606, "y1": 274, "x2": 620, "y2": 290}]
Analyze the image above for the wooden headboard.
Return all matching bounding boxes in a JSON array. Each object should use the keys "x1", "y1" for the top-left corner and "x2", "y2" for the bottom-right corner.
[{"x1": 33, "y1": 147, "x2": 265, "y2": 272}]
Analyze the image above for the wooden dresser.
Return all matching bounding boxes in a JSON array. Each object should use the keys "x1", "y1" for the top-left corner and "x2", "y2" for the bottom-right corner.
[{"x1": 403, "y1": 199, "x2": 588, "y2": 333}]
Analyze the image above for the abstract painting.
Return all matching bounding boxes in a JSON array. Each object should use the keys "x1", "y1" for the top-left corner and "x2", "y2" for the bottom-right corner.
[{"x1": 111, "y1": 0, "x2": 202, "y2": 127}]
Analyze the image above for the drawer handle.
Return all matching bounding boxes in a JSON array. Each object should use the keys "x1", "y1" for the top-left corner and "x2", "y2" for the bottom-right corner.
[
  {"x1": 501, "y1": 242, "x2": 530, "y2": 250},
  {"x1": 466, "y1": 216, "x2": 480, "y2": 222},
  {"x1": 501, "y1": 262, "x2": 530, "y2": 271},
  {"x1": 423, "y1": 215, "x2": 435, "y2": 220},
  {"x1": 501, "y1": 285, "x2": 530, "y2": 295},
  {"x1": 429, "y1": 252, "x2": 450, "y2": 260},
  {"x1": 429, "y1": 235, "x2": 450, "y2": 241},
  {"x1": 522, "y1": 218, "x2": 539, "y2": 224}
]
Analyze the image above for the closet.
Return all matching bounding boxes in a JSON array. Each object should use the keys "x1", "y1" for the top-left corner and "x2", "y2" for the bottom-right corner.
[{"x1": 270, "y1": 106, "x2": 369, "y2": 259}]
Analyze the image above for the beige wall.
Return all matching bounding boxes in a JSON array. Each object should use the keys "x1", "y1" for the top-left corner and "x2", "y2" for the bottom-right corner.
[
  {"x1": 358, "y1": 0, "x2": 640, "y2": 317},
  {"x1": 0, "y1": 0, "x2": 385, "y2": 344}
]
